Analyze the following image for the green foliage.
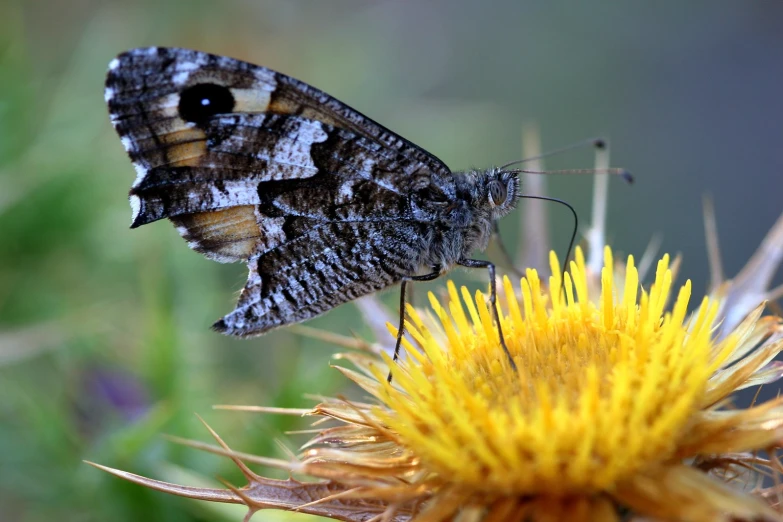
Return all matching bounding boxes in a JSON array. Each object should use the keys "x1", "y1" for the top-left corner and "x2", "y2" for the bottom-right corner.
[{"x1": 2, "y1": 1, "x2": 782, "y2": 520}]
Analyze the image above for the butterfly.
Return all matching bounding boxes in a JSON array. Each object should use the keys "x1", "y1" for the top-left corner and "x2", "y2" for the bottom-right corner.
[{"x1": 105, "y1": 47, "x2": 523, "y2": 368}]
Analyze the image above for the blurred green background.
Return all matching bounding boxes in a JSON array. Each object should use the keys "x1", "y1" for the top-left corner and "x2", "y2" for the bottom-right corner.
[{"x1": 2, "y1": 1, "x2": 782, "y2": 520}]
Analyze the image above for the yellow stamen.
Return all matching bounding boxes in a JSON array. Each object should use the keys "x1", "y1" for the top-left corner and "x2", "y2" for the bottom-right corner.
[{"x1": 376, "y1": 246, "x2": 738, "y2": 496}]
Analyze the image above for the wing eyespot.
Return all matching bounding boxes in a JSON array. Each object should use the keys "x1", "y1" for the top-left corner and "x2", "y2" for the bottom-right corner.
[{"x1": 178, "y1": 83, "x2": 235, "y2": 125}]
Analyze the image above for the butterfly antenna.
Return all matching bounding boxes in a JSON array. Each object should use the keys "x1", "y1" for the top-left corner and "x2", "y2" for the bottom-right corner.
[
  {"x1": 511, "y1": 167, "x2": 634, "y2": 184},
  {"x1": 519, "y1": 195, "x2": 578, "y2": 299},
  {"x1": 509, "y1": 162, "x2": 632, "y2": 296},
  {"x1": 498, "y1": 138, "x2": 607, "y2": 171}
]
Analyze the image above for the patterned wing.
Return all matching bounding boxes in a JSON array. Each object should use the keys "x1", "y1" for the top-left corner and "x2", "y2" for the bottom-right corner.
[
  {"x1": 105, "y1": 47, "x2": 451, "y2": 333},
  {"x1": 215, "y1": 220, "x2": 426, "y2": 336}
]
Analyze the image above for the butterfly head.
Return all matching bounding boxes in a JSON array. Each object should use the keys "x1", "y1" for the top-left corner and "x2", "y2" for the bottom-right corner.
[{"x1": 452, "y1": 167, "x2": 521, "y2": 226}]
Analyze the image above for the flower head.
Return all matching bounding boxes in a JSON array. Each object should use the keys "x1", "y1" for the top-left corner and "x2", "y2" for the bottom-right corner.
[
  {"x1": 92, "y1": 239, "x2": 783, "y2": 521},
  {"x1": 293, "y1": 246, "x2": 783, "y2": 521},
  {"x1": 373, "y1": 247, "x2": 736, "y2": 496}
]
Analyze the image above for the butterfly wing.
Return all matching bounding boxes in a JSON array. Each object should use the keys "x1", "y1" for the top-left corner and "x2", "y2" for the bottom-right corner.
[
  {"x1": 105, "y1": 47, "x2": 451, "y2": 334},
  {"x1": 215, "y1": 219, "x2": 426, "y2": 335}
]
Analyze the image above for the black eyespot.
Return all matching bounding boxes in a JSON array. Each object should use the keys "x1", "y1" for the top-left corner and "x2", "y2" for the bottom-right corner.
[
  {"x1": 488, "y1": 180, "x2": 508, "y2": 207},
  {"x1": 178, "y1": 83, "x2": 235, "y2": 125}
]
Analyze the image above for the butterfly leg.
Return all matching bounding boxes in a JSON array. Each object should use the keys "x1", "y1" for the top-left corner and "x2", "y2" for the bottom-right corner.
[
  {"x1": 456, "y1": 259, "x2": 518, "y2": 371},
  {"x1": 491, "y1": 221, "x2": 525, "y2": 280},
  {"x1": 387, "y1": 266, "x2": 442, "y2": 383}
]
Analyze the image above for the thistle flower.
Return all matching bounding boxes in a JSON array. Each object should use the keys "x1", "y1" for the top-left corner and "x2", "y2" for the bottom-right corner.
[
  {"x1": 89, "y1": 149, "x2": 783, "y2": 521},
  {"x1": 90, "y1": 226, "x2": 783, "y2": 522}
]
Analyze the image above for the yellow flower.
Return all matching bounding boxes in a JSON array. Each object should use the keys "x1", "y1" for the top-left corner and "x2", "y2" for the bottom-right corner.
[
  {"x1": 297, "y1": 247, "x2": 783, "y2": 521},
  {"x1": 376, "y1": 248, "x2": 737, "y2": 495},
  {"x1": 90, "y1": 239, "x2": 783, "y2": 521}
]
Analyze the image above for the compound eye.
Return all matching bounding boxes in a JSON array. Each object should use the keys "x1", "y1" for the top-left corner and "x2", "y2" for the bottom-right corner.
[
  {"x1": 488, "y1": 180, "x2": 508, "y2": 207},
  {"x1": 178, "y1": 83, "x2": 235, "y2": 125}
]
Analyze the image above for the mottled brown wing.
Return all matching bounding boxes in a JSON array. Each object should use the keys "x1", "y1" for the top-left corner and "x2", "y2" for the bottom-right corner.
[
  {"x1": 215, "y1": 219, "x2": 427, "y2": 336},
  {"x1": 105, "y1": 47, "x2": 451, "y2": 334}
]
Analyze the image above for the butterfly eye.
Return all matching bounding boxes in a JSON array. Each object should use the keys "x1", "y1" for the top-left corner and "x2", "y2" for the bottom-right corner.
[
  {"x1": 178, "y1": 83, "x2": 235, "y2": 125},
  {"x1": 488, "y1": 180, "x2": 507, "y2": 207}
]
